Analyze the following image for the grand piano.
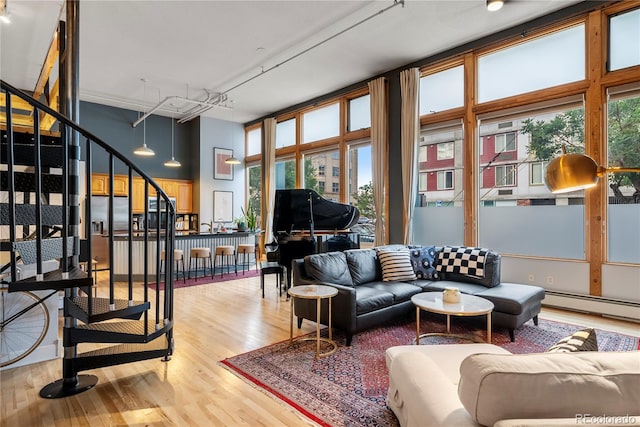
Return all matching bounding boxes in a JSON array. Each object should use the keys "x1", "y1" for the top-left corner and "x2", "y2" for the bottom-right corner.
[{"x1": 268, "y1": 189, "x2": 360, "y2": 290}]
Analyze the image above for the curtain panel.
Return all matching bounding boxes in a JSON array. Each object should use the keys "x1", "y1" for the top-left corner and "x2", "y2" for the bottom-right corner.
[
  {"x1": 368, "y1": 77, "x2": 388, "y2": 246},
  {"x1": 400, "y1": 68, "x2": 420, "y2": 245},
  {"x1": 262, "y1": 118, "x2": 277, "y2": 245}
]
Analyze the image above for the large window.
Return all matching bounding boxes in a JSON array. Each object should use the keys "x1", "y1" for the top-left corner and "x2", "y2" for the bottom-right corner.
[
  {"x1": 275, "y1": 158, "x2": 296, "y2": 189},
  {"x1": 419, "y1": 65, "x2": 464, "y2": 114},
  {"x1": 303, "y1": 149, "x2": 340, "y2": 198},
  {"x1": 478, "y1": 103, "x2": 586, "y2": 258},
  {"x1": 606, "y1": 86, "x2": 640, "y2": 263},
  {"x1": 609, "y1": 8, "x2": 640, "y2": 71},
  {"x1": 302, "y1": 102, "x2": 340, "y2": 143},
  {"x1": 247, "y1": 164, "x2": 261, "y2": 216},
  {"x1": 478, "y1": 24, "x2": 585, "y2": 103},
  {"x1": 276, "y1": 119, "x2": 296, "y2": 148},
  {"x1": 246, "y1": 127, "x2": 261, "y2": 156},
  {"x1": 349, "y1": 95, "x2": 371, "y2": 131}
]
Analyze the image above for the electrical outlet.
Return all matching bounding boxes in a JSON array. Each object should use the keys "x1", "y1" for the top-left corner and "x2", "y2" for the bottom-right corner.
[
  {"x1": 546, "y1": 276, "x2": 554, "y2": 285},
  {"x1": 528, "y1": 274, "x2": 535, "y2": 282}
]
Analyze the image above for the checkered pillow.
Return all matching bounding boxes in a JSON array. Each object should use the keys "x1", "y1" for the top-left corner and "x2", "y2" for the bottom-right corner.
[{"x1": 435, "y1": 246, "x2": 488, "y2": 279}]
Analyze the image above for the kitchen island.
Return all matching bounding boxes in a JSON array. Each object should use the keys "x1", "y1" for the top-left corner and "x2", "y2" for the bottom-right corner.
[{"x1": 111, "y1": 231, "x2": 257, "y2": 280}]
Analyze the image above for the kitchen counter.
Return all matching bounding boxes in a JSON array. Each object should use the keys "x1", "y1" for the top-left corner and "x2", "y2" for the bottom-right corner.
[{"x1": 110, "y1": 231, "x2": 258, "y2": 280}]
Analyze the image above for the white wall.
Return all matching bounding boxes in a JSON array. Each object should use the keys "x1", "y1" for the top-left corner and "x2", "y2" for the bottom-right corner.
[{"x1": 197, "y1": 117, "x2": 246, "y2": 230}]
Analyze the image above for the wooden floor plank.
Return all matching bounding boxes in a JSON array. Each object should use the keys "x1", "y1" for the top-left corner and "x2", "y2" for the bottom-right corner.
[{"x1": 1, "y1": 274, "x2": 637, "y2": 427}]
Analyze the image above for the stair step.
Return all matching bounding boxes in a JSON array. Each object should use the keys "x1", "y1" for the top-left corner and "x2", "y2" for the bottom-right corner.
[
  {"x1": 0, "y1": 204, "x2": 64, "y2": 226},
  {"x1": 71, "y1": 320, "x2": 171, "y2": 344},
  {"x1": 1, "y1": 142, "x2": 64, "y2": 168},
  {"x1": 8, "y1": 267, "x2": 91, "y2": 292},
  {"x1": 0, "y1": 171, "x2": 79, "y2": 194},
  {"x1": 73, "y1": 336, "x2": 172, "y2": 372},
  {"x1": 67, "y1": 296, "x2": 150, "y2": 324}
]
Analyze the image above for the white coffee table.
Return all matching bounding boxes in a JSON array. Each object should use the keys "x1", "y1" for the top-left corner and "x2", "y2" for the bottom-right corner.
[
  {"x1": 411, "y1": 292, "x2": 494, "y2": 344},
  {"x1": 289, "y1": 284, "x2": 338, "y2": 357}
]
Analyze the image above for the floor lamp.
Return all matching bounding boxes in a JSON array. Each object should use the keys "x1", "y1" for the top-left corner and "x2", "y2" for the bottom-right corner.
[{"x1": 545, "y1": 147, "x2": 640, "y2": 193}]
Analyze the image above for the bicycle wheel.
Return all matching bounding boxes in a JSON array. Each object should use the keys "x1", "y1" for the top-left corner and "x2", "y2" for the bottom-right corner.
[{"x1": 0, "y1": 288, "x2": 50, "y2": 368}]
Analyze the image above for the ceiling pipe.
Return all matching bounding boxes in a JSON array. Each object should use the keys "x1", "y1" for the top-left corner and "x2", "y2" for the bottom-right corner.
[{"x1": 131, "y1": 93, "x2": 228, "y2": 127}]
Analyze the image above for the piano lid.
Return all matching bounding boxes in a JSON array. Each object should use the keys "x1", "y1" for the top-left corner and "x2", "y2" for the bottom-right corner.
[{"x1": 273, "y1": 189, "x2": 359, "y2": 234}]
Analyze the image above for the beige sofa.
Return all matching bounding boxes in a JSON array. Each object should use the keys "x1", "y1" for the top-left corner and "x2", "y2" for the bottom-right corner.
[{"x1": 386, "y1": 344, "x2": 640, "y2": 427}]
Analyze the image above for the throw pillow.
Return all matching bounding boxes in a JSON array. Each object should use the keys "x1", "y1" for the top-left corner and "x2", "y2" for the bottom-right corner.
[
  {"x1": 546, "y1": 328, "x2": 598, "y2": 353},
  {"x1": 435, "y1": 246, "x2": 488, "y2": 279},
  {"x1": 376, "y1": 249, "x2": 416, "y2": 282},
  {"x1": 409, "y1": 246, "x2": 440, "y2": 280}
]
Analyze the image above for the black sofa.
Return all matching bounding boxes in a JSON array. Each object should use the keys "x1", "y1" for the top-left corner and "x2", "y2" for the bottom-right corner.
[{"x1": 291, "y1": 246, "x2": 545, "y2": 345}]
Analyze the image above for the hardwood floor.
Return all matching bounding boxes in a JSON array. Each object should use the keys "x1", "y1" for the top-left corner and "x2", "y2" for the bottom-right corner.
[{"x1": 1, "y1": 275, "x2": 638, "y2": 427}]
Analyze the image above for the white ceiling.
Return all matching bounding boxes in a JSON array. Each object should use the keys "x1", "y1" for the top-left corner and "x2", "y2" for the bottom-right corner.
[{"x1": 0, "y1": 0, "x2": 581, "y2": 124}]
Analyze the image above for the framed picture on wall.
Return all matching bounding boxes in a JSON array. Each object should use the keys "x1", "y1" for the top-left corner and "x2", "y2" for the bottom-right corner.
[
  {"x1": 213, "y1": 190, "x2": 233, "y2": 223},
  {"x1": 214, "y1": 147, "x2": 234, "y2": 180}
]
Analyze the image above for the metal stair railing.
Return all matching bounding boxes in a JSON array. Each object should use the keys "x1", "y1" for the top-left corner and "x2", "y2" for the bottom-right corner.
[{"x1": 1, "y1": 79, "x2": 175, "y2": 398}]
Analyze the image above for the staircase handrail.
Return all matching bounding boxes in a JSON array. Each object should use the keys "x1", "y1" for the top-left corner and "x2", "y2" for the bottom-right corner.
[{"x1": 0, "y1": 79, "x2": 174, "y2": 214}]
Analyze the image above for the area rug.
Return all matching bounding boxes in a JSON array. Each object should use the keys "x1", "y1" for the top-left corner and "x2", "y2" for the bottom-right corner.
[
  {"x1": 219, "y1": 315, "x2": 638, "y2": 427},
  {"x1": 150, "y1": 268, "x2": 260, "y2": 290}
]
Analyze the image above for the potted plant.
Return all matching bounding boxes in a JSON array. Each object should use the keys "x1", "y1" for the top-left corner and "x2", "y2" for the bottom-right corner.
[
  {"x1": 234, "y1": 216, "x2": 247, "y2": 232},
  {"x1": 241, "y1": 206, "x2": 258, "y2": 232}
]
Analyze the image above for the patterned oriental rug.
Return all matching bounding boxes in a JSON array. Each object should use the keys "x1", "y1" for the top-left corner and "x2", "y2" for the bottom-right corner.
[{"x1": 220, "y1": 315, "x2": 639, "y2": 427}]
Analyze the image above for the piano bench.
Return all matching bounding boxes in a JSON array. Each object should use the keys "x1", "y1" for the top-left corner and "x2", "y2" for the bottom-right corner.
[{"x1": 260, "y1": 262, "x2": 284, "y2": 298}]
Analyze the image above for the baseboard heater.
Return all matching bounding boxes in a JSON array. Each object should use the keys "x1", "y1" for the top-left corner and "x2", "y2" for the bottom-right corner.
[{"x1": 543, "y1": 290, "x2": 640, "y2": 322}]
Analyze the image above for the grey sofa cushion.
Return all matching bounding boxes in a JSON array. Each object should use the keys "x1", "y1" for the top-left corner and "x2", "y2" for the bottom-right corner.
[
  {"x1": 362, "y1": 281, "x2": 423, "y2": 304},
  {"x1": 303, "y1": 251, "x2": 353, "y2": 286},
  {"x1": 476, "y1": 282, "x2": 545, "y2": 315},
  {"x1": 345, "y1": 249, "x2": 380, "y2": 285}
]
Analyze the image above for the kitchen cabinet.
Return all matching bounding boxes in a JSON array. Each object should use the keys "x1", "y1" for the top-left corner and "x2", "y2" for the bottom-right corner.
[
  {"x1": 132, "y1": 177, "x2": 147, "y2": 213},
  {"x1": 131, "y1": 177, "x2": 192, "y2": 214},
  {"x1": 91, "y1": 173, "x2": 128, "y2": 197},
  {"x1": 176, "y1": 181, "x2": 193, "y2": 213}
]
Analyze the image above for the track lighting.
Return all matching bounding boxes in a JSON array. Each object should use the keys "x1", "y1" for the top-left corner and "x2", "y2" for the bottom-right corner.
[{"x1": 487, "y1": 0, "x2": 504, "y2": 12}]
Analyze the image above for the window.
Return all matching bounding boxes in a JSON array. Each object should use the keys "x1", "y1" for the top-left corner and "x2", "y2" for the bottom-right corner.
[
  {"x1": 276, "y1": 119, "x2": 296, "y2": 148},
  {"x1": 302, "y1": 102, "x2": 340, "y2": 143},
  {"x1": 478, "y1": 103, "x2": 586, "y2": 259},
  {"x1": 419, "y1": 172, "x2": 427, "y2": 192},
  {"x1": 437, "y1": 170, "x2": 454, "y2": 189},
  {"x1": 495, "y1": 132, "x2": 516, "y2": 152},
  {"x1": 348, "y1": 95, "x2": 371, "y2": 131},
  {"x1": 530, "y1": 162, "x2": 546, "y2": 185},
  {"x1": 495, "y1": 164, "x2": 516, "y2": 187},
  {"x1": 348, "y1": 143, "x2": 375, "y2": 238},
  {"x1": 437, "y1": 142, "x2": 454, "y2": 160},
  {"x1": 420, "y1": 65, "x2": 464, "y2": 115},
  {"x1": 246, "y1": 127, "x2": 261, "y2": 156},
  {"x1": 418, "y1": 145, "x2": 427, "y2": 166},
  {"x1": 606, "y1": 85, "x2": 640, "y2": 264},
  {"x1": 609, "y1": 8, "x2": 640, "y2": 71},
  {"x1": 247, "y1": 164, "x2": 262, "y2": 217},
  {"x1": 318, "y1": 181, "x2": 325, "y2": 192},
  {"x1": 303, "y1": 150, "x2": 339, "y2": 195},
  {"x1": 478, "y1": 24, "x2": 585, "y2": 102},
  {"x1": 332, "y1": 167, "x2": 339, "y2": 177},
  {"x1": 332, "y1": 182, "x2": 339, "y2": 193},
  {"x1": 275, "y1": 158, "x2": 296, "y2": 189}
]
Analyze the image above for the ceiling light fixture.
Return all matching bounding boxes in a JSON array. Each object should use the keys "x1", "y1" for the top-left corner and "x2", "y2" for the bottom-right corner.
[
  {"x1": 134, "y1": 79, "x2": 155, "y2": 157},
  {"x1": 487, "y1": 0, "x2": 504, "y2": 12},
  {"x1": 1, "y1": 1, "x2": 11, "y2": 24},
  {"x1": 164, "y1": 118, "x2": 181, "y2": 167},
  {"x1": 544, "y1": 145, "x2": 640, "y2": 193}
]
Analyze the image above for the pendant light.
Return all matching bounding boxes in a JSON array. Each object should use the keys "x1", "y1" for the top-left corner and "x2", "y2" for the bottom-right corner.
[
  {"x1": 164, "y1": 118, "x2": 181, "y2": 167},
  {"x1": 224, "y1": 101, "x2": 241, "y2": 165},
  {"x1": 486, "y1": 0, "x2": 504, "y2": 12},
  {"x1": 134, "y1": 79, "x2": 155, "y2": 156}
]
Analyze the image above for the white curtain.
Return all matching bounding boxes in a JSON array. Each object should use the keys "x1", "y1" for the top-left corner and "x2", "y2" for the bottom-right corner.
[
  {"x1": 368, "y1": 77, "x2": 388, "y2": 246},
  {"x1": 262, "y1": 118, "x2": 276, "y2": 245},
  {"x1": 400, "y1": 68, "x2": 420, "y2": 245}
]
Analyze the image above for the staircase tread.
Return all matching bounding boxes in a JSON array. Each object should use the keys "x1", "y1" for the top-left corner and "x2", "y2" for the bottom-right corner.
[
  {"x1": 75, "y1": 320, "x2": 163, "y2": 335},
  {"x1": 69, "y1": 296, "x2": 147, "y2": 316},
  {"x1": 77, "y1": 336, "x2": 168, "y2": 358},
  {"x1": 8, "y1": 267, "x2": 90, "y2": 292}
]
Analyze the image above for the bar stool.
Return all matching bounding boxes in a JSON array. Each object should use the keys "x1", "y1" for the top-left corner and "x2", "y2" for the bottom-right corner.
[
  {"x1": 189, "y1": 247, "x2": 213, "y2": 279},
  {"x1": 160, "y1": 249, "x2": 186, "y2": 283},
  {"x1": 260, "y1": 261, "x2": 284, "y2": 298},
  {"x1": 236, "y1": 243, "x2": 256, "y2": 275},
  {"x1": 214, "y1": 245, "x2": 237, "y2": 277}
]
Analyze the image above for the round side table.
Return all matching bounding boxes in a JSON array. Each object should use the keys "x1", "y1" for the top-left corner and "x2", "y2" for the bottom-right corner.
[{"x1": 288, "y1": 284, "x2": 338, "y2": 358}]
